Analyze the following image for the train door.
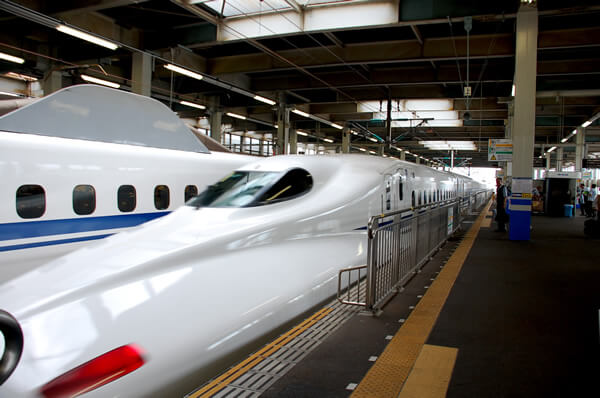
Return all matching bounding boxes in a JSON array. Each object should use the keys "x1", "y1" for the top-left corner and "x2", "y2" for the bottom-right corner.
[
  {"x1": 383, "y1": 174, "x2": 393, "y2": 213},
  {"x1": 394, "y1": 168, "x2": 405, "y2": 210}
]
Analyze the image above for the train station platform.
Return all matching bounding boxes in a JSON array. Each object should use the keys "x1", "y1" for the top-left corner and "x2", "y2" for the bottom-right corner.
[{"x1": 188, "y1": 206, "x2": 600, "y2": 398}]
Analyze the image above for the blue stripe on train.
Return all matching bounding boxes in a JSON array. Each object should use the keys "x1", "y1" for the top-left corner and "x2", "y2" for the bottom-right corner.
[
  {"x1": 0, "y1": 234, "x2": 114, "y2": 252},
  {"x1": 0, "y1": 212, "x2": 170, "y2": 241}
]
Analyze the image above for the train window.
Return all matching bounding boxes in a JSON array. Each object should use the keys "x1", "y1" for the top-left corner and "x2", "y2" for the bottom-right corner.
[
  {"x1": 184, "y1": 185, "x2": 198, "y2": 202},
  {"x1": 118, "y1": 185, "x2": 136, "y2": 212},
  {"x1": 412, "y1": 191, "x2": 415, "y2": 207},
  {"x1": 73, "y1": 185, "x2": 96, "y2": 215},
  {"x1": 154, "y1": 185, "x2": 170, "y2": 210},
  {"x1": 418, "y1": 191, "x2": 422, "y2": 205},
  {"x1": 189, "y1": 168, "x2": 313, "y2": 208},
  {"x1": 16, "y1": 185, "x2": 45, "y2": 219},
  {"x1": 399, "y1": 180, "x2": 403, "y2": 201}
]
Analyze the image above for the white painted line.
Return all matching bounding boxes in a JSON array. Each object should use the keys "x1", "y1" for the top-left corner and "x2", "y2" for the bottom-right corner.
[{"x1": 346, "y1": 383, "x2": 358, "y2": 391}]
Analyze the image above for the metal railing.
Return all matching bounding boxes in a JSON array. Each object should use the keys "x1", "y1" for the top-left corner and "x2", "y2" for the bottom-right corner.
[{"x1": 338, "y1": 190, "x2": 491, "y2": 313}]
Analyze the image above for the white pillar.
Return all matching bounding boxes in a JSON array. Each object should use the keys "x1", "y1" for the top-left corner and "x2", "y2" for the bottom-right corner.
[
  {"x1": 44, "y1": 71, "x2": 62, "y2": 95},
  {"x1": 556, "y1": 147, "x2": 563, "y2": 171},
  {"x1": 400, "y1": 150, "x2": 406, "y2": 161},
  {"x1": 342, "y1": 127, "x2": 350, "y2": 153},
  {"x1": 289, "y1": 129, "x2": 298, "y2": 154},
  {"x1": 576, "y1": 127, "x2": 585, "y2": 171},
  {"x1": 510, "y1": 4, "x2": 538, "y2": 241},
  {"x1": 132, "y1": 52, "x2": 152, "y2": 97}
]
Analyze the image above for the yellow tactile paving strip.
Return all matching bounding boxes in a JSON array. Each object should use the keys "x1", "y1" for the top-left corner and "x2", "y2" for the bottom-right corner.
[
  {"x1": 188, "y1": 307, "x2": 333, "y2": 398},
  {"x1": 481, "y1": 210, "x2": 493, "y2": 228},
  {"x1": 351, "y1": 200, "x2": 492, "y2": 398},
  {"x1": 397, "y1": 344, "x2": 458, "y2": 398}
]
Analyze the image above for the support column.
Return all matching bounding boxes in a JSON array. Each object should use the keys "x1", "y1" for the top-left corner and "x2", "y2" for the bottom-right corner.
[
  {"x1": 289, "y1": 129, "x2": 298, "y2": 154},
  {"x1": 342, "y1": 127, "x2": 350, "y2": 153},
  {"x1": 556, "y1": 147, "x2": 564, "y2": 172},
  {"x1": 415, "y1": 156, "x2": 420, "y2": 165},
  {"x1": 378, "y1": 145, "x2": 385, "y2": 156},
  {"x1": 276, "y1": 102, "x2": 290, "y2": 155},
  {"x1": 450, "y1": 150, "x2": 455, "y2": 169},
  {"x1": 509, "y1": 4, "x2": 538, "y2": 241},
  {"x1": 208, "y1": 97, "x2": 222, "y2": 144},
  {"x1": 132, "y1": 52, "x2": 152, "y2": 97},
  {"x1": 43, "y1": 70, "x2": 62, "y2": 96},
  {"x1": 576, "y1": 127, "x2": 585, "y2": 171},
  {"x1": 545, "y1": 152, "x2": 551, "y2": 170},
  {"x1": 400, "y1": 150, "x2": 406, "y2": 161}
]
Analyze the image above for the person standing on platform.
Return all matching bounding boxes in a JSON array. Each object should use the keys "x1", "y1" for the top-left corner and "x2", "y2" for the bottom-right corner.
[
  {"x1": 495, "y1": 178, "x2": 508, "y2": 232},
  {"x1": 590, "y1": 184, "x2": 598, "y2": 218},
  {"x1": 577, "y1": 183, "x2": 586, "y2": 216}
]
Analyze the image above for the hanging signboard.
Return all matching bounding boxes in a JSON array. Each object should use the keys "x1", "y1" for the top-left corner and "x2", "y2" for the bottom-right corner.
[{"x1": 488, "y1": 139, "x2": 513, "y2": 161}]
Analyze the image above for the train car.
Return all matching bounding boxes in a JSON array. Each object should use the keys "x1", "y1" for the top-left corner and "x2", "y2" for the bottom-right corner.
[
  {"x1": 0, "y1": 85, "x2": 253, "y2": 281},
  {"x1": 0, "y1": 154, "x2": 486, "y2": 397}
]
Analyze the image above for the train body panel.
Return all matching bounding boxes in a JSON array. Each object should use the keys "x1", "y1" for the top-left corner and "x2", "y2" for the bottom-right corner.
[
  {"x1": 0, "y1": 86, "x2": 253, "y2": 280},
  {"x1": 0, "y1": 154, "x2": 487, "y2": 397}
]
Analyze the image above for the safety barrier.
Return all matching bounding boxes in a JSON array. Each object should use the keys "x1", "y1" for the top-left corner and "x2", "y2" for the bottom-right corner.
[{"x1": 337, "y1": 190, "x2": 491, "y2": 313}]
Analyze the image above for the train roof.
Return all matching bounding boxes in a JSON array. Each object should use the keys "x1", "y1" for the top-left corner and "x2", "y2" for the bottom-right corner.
[{"x1": 0, "y1": 84, "x2": 210, "y2": 153}]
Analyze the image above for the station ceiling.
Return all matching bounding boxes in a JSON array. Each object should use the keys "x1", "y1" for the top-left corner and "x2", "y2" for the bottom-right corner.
[{"x1": 1, "y1": 0, "x2": 600, "y2": 167}]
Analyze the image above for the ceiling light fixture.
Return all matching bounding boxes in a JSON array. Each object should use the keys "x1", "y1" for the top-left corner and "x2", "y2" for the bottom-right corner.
[
  {"x1": 330, "y1": 123, "x2": 343, "y2": 130},
  {"x1": 164, "y1": 64, "x2": 204, "y2": 81},
  {"x1": 180, "y1": 100, "x2": 206, "y2": 110},
  {"x1": 3, "y1": 72, "x2": 37, "y2": 82},
  {"x1": 253, "y1": 95, "x2": 276, "y2": 106},
  {"x1": 226, "y1": 112, "x2": 246, "y2": 120},
  {"x1": 323, "y1": 138, "x2": 334, "y2": 143},
  {"x1": 292, "y1": 109, "x2": 310, "y2": 118},
  {"x1": 80, "y1": 74, "x2": 120, "y2": 88},
  {"x1": 56, "y1": 25, "x2": 119, "y2": 50},
  {"x1": 582, "y1": 120, "x2": 592, "y2": 128},
  {"x1": 0, "y1": 51, "x2": 25, "y2": 64},
  {"x1": 296, "y1": 130, "x2": 309, "y2": 136},
  {"x1": 547, "y1": 146, "x2": 557, "y2": 153}
]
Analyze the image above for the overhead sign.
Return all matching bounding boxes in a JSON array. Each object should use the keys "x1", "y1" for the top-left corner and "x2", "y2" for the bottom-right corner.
[{"x1": 488, "y1": 139, "x2": 513, "y2": 162}]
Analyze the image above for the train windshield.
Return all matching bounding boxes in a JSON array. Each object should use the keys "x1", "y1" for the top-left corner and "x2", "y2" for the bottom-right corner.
[{"x1": 188, "y1": 168, "x2": 313, "y2": 208}]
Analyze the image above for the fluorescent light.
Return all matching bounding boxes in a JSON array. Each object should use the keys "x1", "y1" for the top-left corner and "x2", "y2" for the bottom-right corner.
[
  {"x1": 561, "y1": 137, "x2": 568, "y2": 143},
  {"x1": 296, "y1": 130, "x2": 309, "y2": 136},
  {"x1": 3, "y1": 72, "x2": 37, "y2": 82},
  {"x1": 180, "y1": 100, "x2": 206, "y2": 110},
  {"x1": 0, "y1": 91, "x2": 21, "y2": 97},
  {"x1": 419, "y1": 140, "x2": 477, "y2": 151},
  {"x1": 358, "y1": 147, "x2": 367, "y2": 152},
  {"x1": 0, "y1": 51, "x2": 25, "y2": 64},
  {"x1": 164, "y1": 64, "x2": 204, "y2": 81},
  {"x1": 274, "y1": 124, "x2": 278, "y2": 128},
  {"x1": 226, "y1": 112, "x2": 246, "y2": 120},
  {"x1": 368, "y1": 137, "x2": 379, "y2": 142},
  {"x1": 323, "y1": 138, "x2": 334, "y2": 143},
  {"x1": 253, "y1": 95, "x2": 276, "y2": 105},
  {"x1": 330, "y1": 123, "x2": 343, "y2": 129},
  {"x1": 369, "y1": 150, "x2": 377, "y2": 154},
  {"x1": 547, "y1": 146, "x2": 557, "y2": 153},
  {"x1": 582, "y1": 120, "x2": 592, "y2": 128},
  {"x1": 292, "y1": 109, "x2": 310, "y2": 118},
  {"x1": 56, "y1": 25, "x2": 119, "y2": 50},
  {"x1": 511, "y1": 84, "x2": 516, "y2": 96},
  {"x1": 351, "y1": 130, "x2": 359, "y2": 135},
  {"x1": 80, "y1": 74, "x2": 120, "y2": 88}
]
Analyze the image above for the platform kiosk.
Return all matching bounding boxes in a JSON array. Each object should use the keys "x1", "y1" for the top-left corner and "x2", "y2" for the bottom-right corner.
[{"x1": 544, "y1": 171, "x2": 581, "y2": 216}]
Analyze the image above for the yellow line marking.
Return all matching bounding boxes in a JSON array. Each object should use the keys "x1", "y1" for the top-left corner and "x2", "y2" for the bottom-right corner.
[
  {"x1": 188, "y1": 306, "x2": 333, "y2": 398},
  {"x1": 351, "y1": 200, "x2": 492, "y2": 398},
  {"x1": 397, "y1": 344, "x2": 458, "y2": 398},
  {"x1": 481, "y1": 210, "x2": 493, "y2": 228}
]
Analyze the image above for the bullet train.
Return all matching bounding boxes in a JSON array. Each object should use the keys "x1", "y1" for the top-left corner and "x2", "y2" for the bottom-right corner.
[
  {"x1": 0, "y1": 85, "x2": 253, "y2": 281},
  {"x1": 0, "y1": 153, "x2": 487, "y2": 397}
]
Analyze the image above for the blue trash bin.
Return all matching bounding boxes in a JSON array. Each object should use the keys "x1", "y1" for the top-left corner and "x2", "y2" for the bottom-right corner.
[{"x1": 564, "y1": 204, "x2": 574, "y2": 217}]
